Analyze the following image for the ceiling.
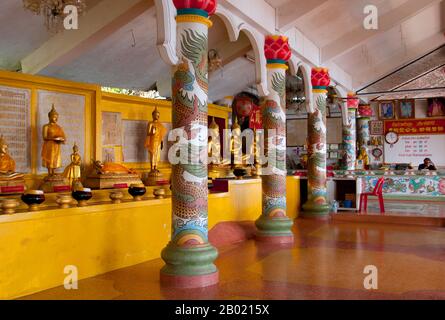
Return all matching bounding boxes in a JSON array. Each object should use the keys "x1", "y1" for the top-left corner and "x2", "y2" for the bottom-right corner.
[
  {"x1": 266, "y1": 0, "x2": 445, "y2": 92},
  {"x1": 0, "y1": 0, "x2": 444, "y2": 101}
]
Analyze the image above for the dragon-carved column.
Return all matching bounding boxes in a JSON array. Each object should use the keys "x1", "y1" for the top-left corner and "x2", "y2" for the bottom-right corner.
[
  {"x1": 302, "y1": 68, "x2": 331, "y2": 218},
  {"x1": 342, "y1": 92, "x2": 359, "y2": 171},
  {"x1": 160, "y1": 0, "x2": 218, "y2": 288},
  {"x1": 357, "y1": 104, "x2": 373, "y2": 167},
  {"x1": 255, "y1": 35, "x2": 294, "y2": 244}
]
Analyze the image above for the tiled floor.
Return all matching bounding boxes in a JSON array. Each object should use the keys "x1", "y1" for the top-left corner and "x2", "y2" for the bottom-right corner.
[{"x1": 22, "y1": 219, "x2": 445, "y2": 300}]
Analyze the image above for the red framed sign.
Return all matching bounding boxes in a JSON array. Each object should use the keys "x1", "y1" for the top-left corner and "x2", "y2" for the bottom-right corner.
[{"x1": 384, "y1": 119, "x2": 445, "y2": 135}]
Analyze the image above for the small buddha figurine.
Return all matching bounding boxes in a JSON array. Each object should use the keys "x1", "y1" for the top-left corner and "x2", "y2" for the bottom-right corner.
[
  {"x1": 357, "y1": 146, "x2": 370, "y2": 169},
  {"x1": 208, "y1": 117, "x2": 221, "y2": 164},
  {"x1": 63, "y1": 143, "x2": 82, "y2": 188},
  {"x1": 0, "y1": 135, "x2": 24, "y2": 180},
  {"x1": 230, "y1": 117, "x2": 242, "y2": 167},
  {"x1": 42, "y1": 105, "x2": 66, "y2": 176},
  {"x1": 144, "y1": 106, "x2": 167, "y2": 172}
]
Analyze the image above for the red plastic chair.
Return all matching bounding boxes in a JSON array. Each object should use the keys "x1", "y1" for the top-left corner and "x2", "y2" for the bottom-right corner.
[{"x1": 359, "y1": 177, "x2": 385, "y2": 214}]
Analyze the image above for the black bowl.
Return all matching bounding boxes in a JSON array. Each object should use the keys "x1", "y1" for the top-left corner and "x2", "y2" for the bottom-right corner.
[
  {"x1": 21, "y1": 193, "x2": 45, "y2": 206},
  {"x1": 233, "y1": 168, "x2": 247, "y2": 178},
  {"x1": 72, "y1": 190, "x2": 93, "y2": 202},
  {"x1": 128, "y1": 186, "x2": 146, "y2": 198}
]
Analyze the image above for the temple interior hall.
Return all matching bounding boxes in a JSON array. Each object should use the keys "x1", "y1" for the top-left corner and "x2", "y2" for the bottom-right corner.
[{"x1": 0, "y1": 0, "x2": 445, "y2": 301}]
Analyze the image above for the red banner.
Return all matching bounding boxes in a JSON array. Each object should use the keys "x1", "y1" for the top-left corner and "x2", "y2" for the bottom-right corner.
[
  {"x1": 384, "y1": 119, "x2": 445, "y2": 135},
  {"x1": 53, "y1": 186, "x2": 71, "y2": 193},
  {"x1": 249, "y1": 105, "x2": 262, "y2": 130},
  {"x1": 113, "y1": 183, "x2": 128, "y2": 189},
  {"x1": 0, "y1": 185, "x2": 25, "y2": 194}
]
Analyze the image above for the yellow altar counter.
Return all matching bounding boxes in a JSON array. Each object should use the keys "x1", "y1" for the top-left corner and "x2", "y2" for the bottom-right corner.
[{"x1": 0, "y1": 177, "x2": 300, "y2": 299}]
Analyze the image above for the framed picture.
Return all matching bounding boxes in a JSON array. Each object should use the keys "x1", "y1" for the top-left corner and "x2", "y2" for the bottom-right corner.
[
  {"x1": 330, "y1": 144, "x2": 339, "y2": 150},
  {"x1": 327, "y1": 102, "x2": 342, "y2": 118},
  {"x1": 329, "y1": 151, "x2": 338, "y2": 159},
  {"x1": 378, "y1": 101, "x2": 396, "y2": 120},
  {"x1": 397, "y1": 99, "x2": 415, "y2": 119},
  {"x1": 427, "y1": 98, "x2": 445, "y2": 117},
  {"x1": 370, "y1": 120, "x2": 384, "y2": 135}
]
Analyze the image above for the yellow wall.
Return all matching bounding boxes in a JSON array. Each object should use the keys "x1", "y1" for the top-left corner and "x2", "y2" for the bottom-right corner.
[
  {"x1": 0, "y1": 71, "x2": 301, "y2": 300},
  {"x1": 0, "y1": 70, "x2": 231, "y2": 188},
  {"x1": 0, "y1": 71, "x2": 97, "y2": 190},
  {"x1": 0, "y1": 177, "x2": 300, "y2": 300}
]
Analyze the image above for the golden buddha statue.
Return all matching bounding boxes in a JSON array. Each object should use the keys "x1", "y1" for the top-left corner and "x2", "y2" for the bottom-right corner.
[
  {"x1": 357, "y1": 146, "x2": 370, "y2": 169},
  {"x1": 144, "y1": 107, "x2": 168, "y2": 186},
  {"x1": 42, "y1": 105, "x2": 66, "y2": 176},
  {"x1": 0, "y1": 135, "x2": 24, "y2": 181},
  {"x1": 230, "y1": 117, "x2": 242, "y2": 167},
  {"x1": 84, "y1": 160, "x2": 142, "y2": 189},
  {"x1": 230, "y1": 117, "x2": 254, "y2": 168},
  {"x1": 63, "y1": 143, "x2": 82, "y2": 188},
  {"x1": 145, "y1": 106, "x2": 167, "y2": 173},
  {"x1": 208, "y1": 117, "x2": 221, "y2": 164},
  {"x1": 92, "y1": 160, "x2": 137, "y2": 175}
]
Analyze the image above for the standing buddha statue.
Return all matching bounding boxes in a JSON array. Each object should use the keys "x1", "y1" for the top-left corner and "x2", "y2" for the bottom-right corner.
[
  {"x1": 145, "y1": 106, "x2": 167, "y2": 173},
  {"x1": 144, "y1": 106, "x2": 167, "y2": 186},
  {"x1": 208, "y1": 117, "x2": 221, "y2": 164},
  {"x1": 42, "y1": 105, "x2": 66, "y2": 176},
  {"x1": 63, "y1": 143, "x2": 82, "y2": 188}
]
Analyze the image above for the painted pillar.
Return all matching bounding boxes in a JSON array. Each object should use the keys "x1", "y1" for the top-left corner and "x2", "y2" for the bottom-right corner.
[
  {"x1": 160, "y1": 0, "x2": 218, "y2": 288},
  {"x1": 342, "y1": 92, "x2": 359, "y2": 170},
  {"x1": 256, "y1": 35, "x2": 294, "y2": 244},
  {"x1": 357, "y1": 104, "x2": 372, "y2": 162},
  {"x1": 302, "y1": 68, "x2": 331, "y2": 218}
]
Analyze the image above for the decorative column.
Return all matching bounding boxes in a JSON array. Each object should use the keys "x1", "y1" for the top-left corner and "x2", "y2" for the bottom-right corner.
[
  {"x1": 357, "y1": 104, "x2": 372, "y2": 160},
  {"x1": 255, "y1": 35, "x2": 294, "y2": 244},
  {"x1": 160, "y1": 0, "x2": 218, "y2": 288},
  {"x1": 302, "y1": 68, "x2": 330, "y2": 218},
  {"x1": 342, "y1": 92, "x2": 359, "y2": 170}
]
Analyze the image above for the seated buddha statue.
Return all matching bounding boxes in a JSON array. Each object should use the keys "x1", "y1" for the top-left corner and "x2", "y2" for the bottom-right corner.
[{"x1": 0, "y1": 135, "x2": 24, "y2": 180}]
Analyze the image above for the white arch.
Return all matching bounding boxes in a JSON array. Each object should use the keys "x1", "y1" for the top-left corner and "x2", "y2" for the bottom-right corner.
[
  {"x1": 155, "y1": 0, "x2": 178, "y2": 66},
  {"x1": 239, "y1": 27, "x2": 268, "y2": 97},
  {"x1": 288, "y1": 55, "x2": 302, "y2": 76},
  {"x1": 298, "y1": 63, "x2": 314, "y2": 113},
  {"x1": 214, "y1": 6, "x2": 239, "y2": 42},
  {"x1": 155, "y1": 1, "x2": 273, "y2": 96},
  {"x1": 213, "y1": 6, "x2": 269, "y2": 96}
]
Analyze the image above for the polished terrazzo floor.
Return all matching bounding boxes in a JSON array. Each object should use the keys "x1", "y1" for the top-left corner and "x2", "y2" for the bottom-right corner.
[
  {"x1": 23, "y1": 219, "x2": 445, "y2": 300},
  {"x1": 365, "y1": 200, "x2": 445, "y2": 217}
]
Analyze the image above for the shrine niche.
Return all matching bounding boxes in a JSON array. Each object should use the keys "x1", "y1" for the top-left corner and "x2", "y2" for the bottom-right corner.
[
  {"x1": 37, "y1": 90, "x2": 86, "y2": 173},
  {"x1": 0, "y1": 85, "x2": 31, "y2": 173}
]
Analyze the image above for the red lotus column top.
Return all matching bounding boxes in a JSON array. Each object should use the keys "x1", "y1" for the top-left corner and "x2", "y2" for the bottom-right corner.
[
  {"x1": 311, "y1": 67, "x2": 330, "y2": 89},
  {"x1": 358, "y1": 105, "x2": 373, "y2": 118},
  {"x1": 173, "y1": 0, "x2": 217, "y2": 16},
  {"x1": 264, "y1": 35, "x2": 291, "y2": 64},
  {"x1": 347, "y1": 92, "x2": 359, "y2": 109}
]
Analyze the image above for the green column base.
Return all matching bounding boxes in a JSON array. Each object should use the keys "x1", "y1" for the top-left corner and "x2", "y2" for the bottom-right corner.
[
  {"x1": 161, "y1": 242, "x2": 218, "y2": 277},
  {"x1": 302, "y1": 201, "x2": 330, "y2": 218},
  {"x1": 255, "y1": 215, "x2": 294, "y2": 238}
]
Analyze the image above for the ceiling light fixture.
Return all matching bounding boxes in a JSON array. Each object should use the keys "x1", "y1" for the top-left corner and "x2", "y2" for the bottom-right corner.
[
  {"x1": 23, "y1": 0, "x2": 87, "y2": 32},
  {"x1": 208, "y1": 49, "x2": 223, "y2": 72}
]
